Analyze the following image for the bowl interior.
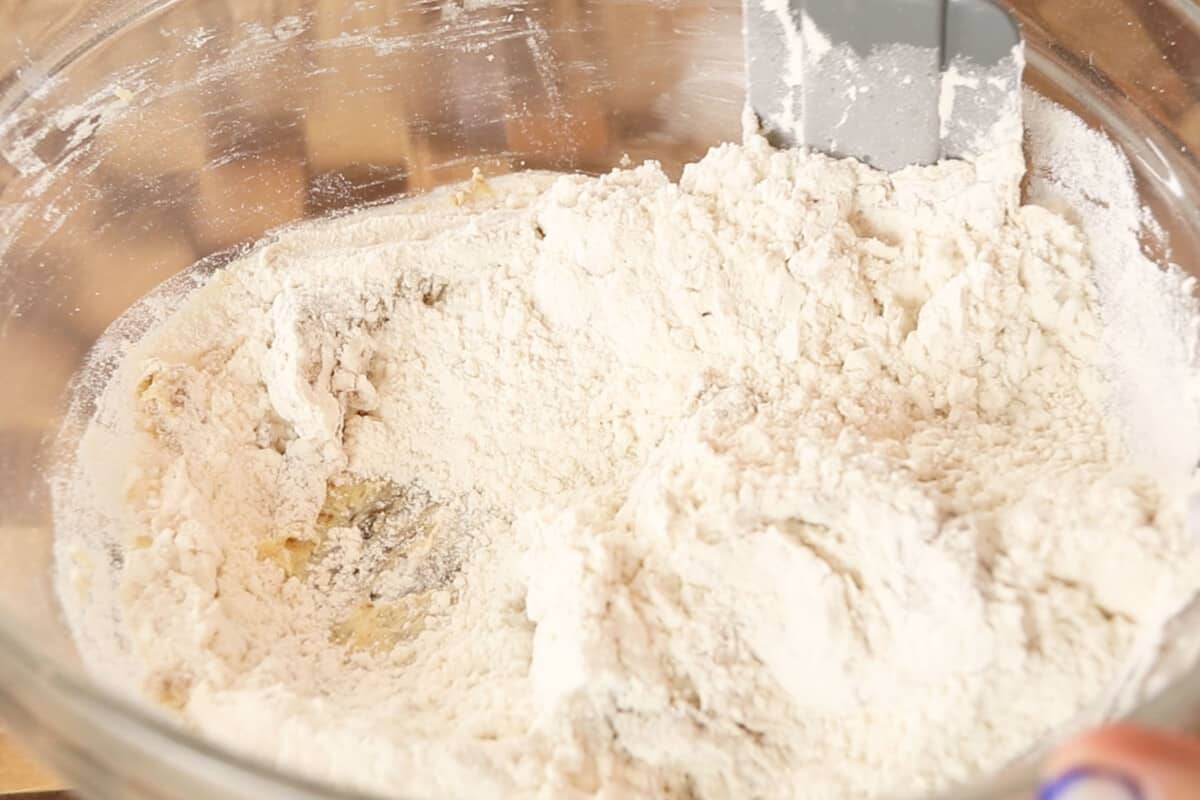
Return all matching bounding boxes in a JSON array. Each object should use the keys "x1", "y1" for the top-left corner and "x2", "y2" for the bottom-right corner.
[{"x1": 0, "y1": 2, "x2": 1198, "y2": 799}]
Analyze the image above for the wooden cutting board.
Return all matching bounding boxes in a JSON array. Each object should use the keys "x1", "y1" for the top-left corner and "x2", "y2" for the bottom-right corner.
[{"x1": 0, "y1": 732, "x2": 63, "y2": 796}]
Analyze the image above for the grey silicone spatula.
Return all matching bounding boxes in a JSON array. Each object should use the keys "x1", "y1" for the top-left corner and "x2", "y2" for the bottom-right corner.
[{"x1": 744, "y1": 0, "x2": 1023, "y2": 171}]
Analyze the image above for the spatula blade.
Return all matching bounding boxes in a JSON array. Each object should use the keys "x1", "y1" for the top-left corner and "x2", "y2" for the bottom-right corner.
[{"x1": 744, "y1": 0, "x2": 1023, "y2": 171}]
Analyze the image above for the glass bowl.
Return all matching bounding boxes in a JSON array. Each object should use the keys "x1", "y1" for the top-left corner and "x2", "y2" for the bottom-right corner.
[{"x1": 1, "y1": 1, "x2": 1198, "y2": 798}]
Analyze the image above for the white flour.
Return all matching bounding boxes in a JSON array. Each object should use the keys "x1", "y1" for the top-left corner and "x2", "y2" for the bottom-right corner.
[{"x1": 54, "y1": 96, "x2": 1200, "y2": 800}]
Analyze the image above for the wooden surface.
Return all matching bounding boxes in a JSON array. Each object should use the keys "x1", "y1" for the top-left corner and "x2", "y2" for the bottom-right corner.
[{"x1": 0, "y1": 733, "x2": 63, "y2": 796}]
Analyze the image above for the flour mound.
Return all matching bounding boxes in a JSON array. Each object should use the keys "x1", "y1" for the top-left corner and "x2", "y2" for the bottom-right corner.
[{"x1": 55, "y1": 121, "x2": 1200, "y2": 799}]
